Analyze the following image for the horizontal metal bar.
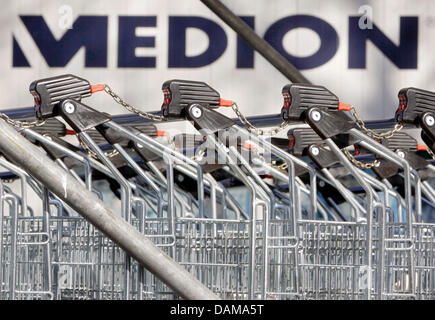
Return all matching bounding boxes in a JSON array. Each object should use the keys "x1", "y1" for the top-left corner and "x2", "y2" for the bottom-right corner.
[{"x1": 1, "y1": 106, "x2": 400, "y2": 130}]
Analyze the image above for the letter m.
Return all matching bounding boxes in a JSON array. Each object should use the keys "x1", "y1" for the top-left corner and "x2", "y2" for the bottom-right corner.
[
  {"x1": 14, "y1": 16, "x2": 107, "y2": 67},
  {"x1": 349, "y1": 17, "x2": 418, "y2": 69}
]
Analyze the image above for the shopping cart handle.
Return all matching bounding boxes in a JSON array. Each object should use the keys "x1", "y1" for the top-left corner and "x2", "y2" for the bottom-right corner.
[
  {"x1": 286, "y1": 128, "x2": 322, "y2": 156},
  {"x1": 105, "y1": 125, "x2": 163, "y2": 162},
  {"x1": 397, "y1": 87, "x2": 435, "y2": 150},
  {"x1": 185, "y1": 103, "x2": 236, "y2": 133},
  {"x1": 96, "y1": 124, "x2": 132, "y2": 147},
  {"x1": 306, "y1": 108, "x2": 355, "y2": 140},
  {"x1": 58, "y1": 99, "x2": 111, "y2": 133},
  {"x1": 86, "y1": 124, "x2": 158, "y2": 147},
  {"x1": 380, "y1": 131, "x2": 418, "y2": 151},
  {"x1": 372, "y1": 149, "x2": 429, "y2": 180},
  {"x1": 394, "y1": 149, "x2": 430, "y2": 171},
  {"x1": 287, "y1": 128, "x2": 359, "y2": 156},
  {"x1": 161, "y1": 79, "x2": 221, "y2": 118},
  {"x1": 376, "y1": 131, "x2": 431, "y2": 179},
  {"x1": 268, "y1": 137, "x2": 289, "y2": 151},
  {"x1": 307, "y1": 144, "x2": 340, "y2": 169},
  {"x1": 280, "y1": 83, "x2": 355, "y2": 140},
  {"x1": 396, "y1": 87, "x2": 435, "y2": 125},
  {"x1": 30, "y1": 74, "x2": 92, "y2": 119},
  {"x1": 281, "y1": 83, "x2": 341, "y2": 121}
]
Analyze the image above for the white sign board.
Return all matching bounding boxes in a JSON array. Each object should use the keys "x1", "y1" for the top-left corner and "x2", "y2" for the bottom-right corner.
[{"x1": 1, "y1": 0, "x2": 434, "y2": 124}]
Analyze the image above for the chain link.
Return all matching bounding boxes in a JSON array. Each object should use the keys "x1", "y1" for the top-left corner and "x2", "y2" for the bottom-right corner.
[
  {"x1": 97, "y1": 84, "x2": 166, "y2": 158},
  {"x1": 76, "y1": 134, "x2": 119, "y2": 160},
  {"x1": 231, "y1": 102, "x2": 289, "y2": 136},
  {"x1": 343, "y1": 148, "x2": 380, "y2": 169},
  {"x1": 426, "y1": 147, "x2": 435, "y2": 161},
  {"x1": 104, "y1": 85, "x2": 165, "y2": 122},
  {"x1": 350, "y1": 106, "x2": 403, "y2": 140},
  {"x1": 248, "y1": 141, "x2": 288, "y2": 171},
  {"x1": 192, "y1": 148, "x2": 205, "y2": 162},
  {"x1": 273, "y1": 162, "x2": 288, "y2": 170},
  {"x1": 0, "y1": 112, "x2": 46, "y2": 128},
  {"x1": 344, "y1": 106, "x2": 402, "y2": 169}
]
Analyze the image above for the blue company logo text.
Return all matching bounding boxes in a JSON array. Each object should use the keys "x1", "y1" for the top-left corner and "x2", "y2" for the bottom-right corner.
[{"x1": 13, "y1": 15, "x2": 418, "y2": 69}]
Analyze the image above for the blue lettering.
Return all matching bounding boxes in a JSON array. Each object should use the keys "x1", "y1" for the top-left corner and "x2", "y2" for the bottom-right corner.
[
  {"x1": 13, "y1": 14, "x2": 419, "y2": 70},
  {"x1": 348, "y1": 17, "x2": 418, "y2": 69},
  {"x1": 236, "y1": 16, "x2": 255, "y2": 68},
  {"x1": 118, "y1": 16, "x2": 156, "y2": 68},
  {"x1": 264, "y1": 15, "x2": 338, "y2": 70},
  {"x1": 12, "y1": 36, "x2": 30, "y2": 67},
  {"x1": 168, "y1": 16, "x2": 227, "y2": 68},
  {"x1": 18, "y1": 15, "x2": 107, "y2": 67}
]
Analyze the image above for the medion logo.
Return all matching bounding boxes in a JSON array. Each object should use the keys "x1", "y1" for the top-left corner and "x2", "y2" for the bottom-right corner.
[{"x1": 12, "y1": 15, "x2": 418, "y2": 69}]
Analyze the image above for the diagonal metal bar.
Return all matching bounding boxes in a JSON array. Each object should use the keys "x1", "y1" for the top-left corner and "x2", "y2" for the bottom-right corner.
[
  {"x1": 200, "y1": 0, "x2": 310, "y2": 83},
  {"x1": 0, "y1": 118, "x2": 219, "y2": 300}
]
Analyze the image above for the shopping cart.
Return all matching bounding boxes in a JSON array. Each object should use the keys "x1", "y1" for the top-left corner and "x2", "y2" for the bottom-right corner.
[{"x1": 0, "y1": 74, "x2": 434, "y2": 300}]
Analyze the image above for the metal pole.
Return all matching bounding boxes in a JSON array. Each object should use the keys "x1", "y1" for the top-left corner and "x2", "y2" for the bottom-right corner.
[
  {"x1": 0, "y1": 118, "x2": 218, "y2": 300},
  {"x1": 3, "y1": 106, "x2": 401, "y2": 131},
  {"x1": 199, "y1": 0, "x2": 310, "y2": 84}
]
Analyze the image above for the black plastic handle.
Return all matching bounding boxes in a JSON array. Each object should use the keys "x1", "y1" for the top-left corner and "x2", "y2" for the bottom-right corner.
[
  {"x1": 161, "y1": 79, "x2": 221, "y2": 118},
  {"x1": 30, "y1": 74, "x2": 92, "y2": 119},
  {"x1": 396, "y1": 87, "x2": 435, "y2": 125},
  {"x1": 281, "y1": 83, "x2": 339, "y2": 121},
  {"x1": 380, "y1": 131, "x2": 417, "y2": 151}
]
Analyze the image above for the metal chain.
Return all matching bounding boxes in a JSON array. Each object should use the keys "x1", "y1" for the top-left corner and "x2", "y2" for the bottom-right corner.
[
  {"x1": 350, "y1": 106, "x2": 403, "y2": 140},
  {"x1": 192, "y1": 148, "x2": 205, "y2": 162},
  {"x1": 344, "y1": 106, "x2": 400, "y2": 169},
  {"x1": 231, "y1": 102, "x2": 289, "y2": 136},
  {"x1": 426, "y1": 147, "x2": 435, "y2": 160},
  {"x1": 343, "y1": 148, "x2": 380, "y2": 169},
  {"x1": 76, "y1": 134, "x2": 119, "y2": 160},
  {"x1": 0, "y1": 112, "x2": 46, "y2": 128},
  {"x1": 104, "y1": 85, "x2": 165, "y2": 122},
  {"x1": 252, "y1": 145, "x2": 266, "y2": 163},
  {"x1": 249, "y1": 142, "x2": 288, "y2": 170},
  {"x1": 99, "y1": 84, "x2": 166, "y2": 158},
  {"x1": 273, "y1": 162, "x2": 288, "y2": 170}
]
